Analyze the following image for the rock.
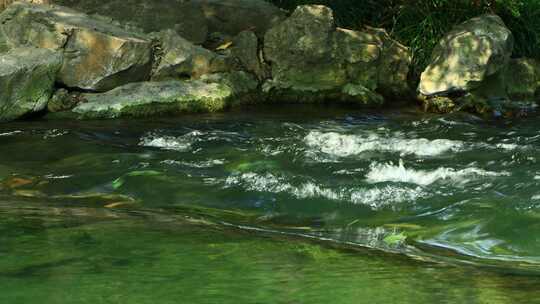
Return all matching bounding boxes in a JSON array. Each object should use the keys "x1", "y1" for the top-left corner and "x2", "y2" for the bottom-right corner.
[
  {"x1": 73, "y1": 72, "x2": 258, "y2": 119},
  {"x1": 200, "y1": 71, "x2": 259, "y2": 105},
  {"x1": 419, "y1": 14, "x2": 513, "y2": 97},
  {"x1": 0, "y1": 47, "x2": 62, "y2": 122},
  {"x1": 263, "y1": 5, "x2": 409, "y2": 104},
  {"x1": 53, "y1": 0, "x2": 208, "y2": 44},
  {"x1": 195, "y1": 0, "x2": 286, "y2": 39},
  {"x1": 421, "y1": 96, "x2": 456, "y2": 113},
  {"x1": 47, "y1": 88, "x2": 83, "y2": 112},
  {"x1": 229, "y1": 31, "x2": 268, "y2": 80},
  {"x1": 365, "y1": 27, "x2": 412, "y2": 98},
  {"x1": 504, "y1": 58, "x2": 540, "y2": 101},
  {"x1": 151, "y1": 29, "x2": 228, "y2": 80},
  {"x1": 0, "y1": 2, "x2": 153, "y2": 91}
]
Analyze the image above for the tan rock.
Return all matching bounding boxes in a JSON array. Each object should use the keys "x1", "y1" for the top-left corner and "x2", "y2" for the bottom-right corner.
[
  {"x1": 0, "y1": 2, "x2": 153, "y2": 91},
  {"x1": 419, "y1": 14, "x2": 513, "y2": 97}
]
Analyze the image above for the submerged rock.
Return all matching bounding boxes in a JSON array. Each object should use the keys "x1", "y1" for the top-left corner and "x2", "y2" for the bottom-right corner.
[
  {"x1": 419, "y1": 14, "x2": 513, "y2": 97},
  {"x1": 0, "y1": 2, "x2": 153, "y2": 91},
  {"x1": 263, "y1": 5, "x2": 411, "y2": 104},
  {"x1": 73, "y1": 72, "x2": 258, "y2": 119},
  {"x1": 0, "y1": 47, "x2": 62, "y2": 122}
]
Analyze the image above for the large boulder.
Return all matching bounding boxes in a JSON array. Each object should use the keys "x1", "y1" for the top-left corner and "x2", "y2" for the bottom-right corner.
[
  {"x1": 263, "y1": 5, "x2": 411, "y2": 104},
  {"x1": 0, "y1": 47, "x2": 62, "y2": 122},
  {"x1": 0, "y1": 2, "x2": 154, "y2": 91},
  {"x1": 53, "y1": 0, "x2": 208, "y2": 44},
  {"x1": 73, "y1": 71, "x2": 258, "y2": 119},
  {"x1": 418, "y1": 14, "x2": 513, "y2": 97},
  {"x1": 151, "y1": 29, "x2": 228, "y2": 80}
]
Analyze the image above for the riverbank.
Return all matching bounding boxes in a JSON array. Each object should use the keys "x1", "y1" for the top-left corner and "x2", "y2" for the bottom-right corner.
[{"x1": 0, "y1": 0, "x2": 538, "y2": 123}]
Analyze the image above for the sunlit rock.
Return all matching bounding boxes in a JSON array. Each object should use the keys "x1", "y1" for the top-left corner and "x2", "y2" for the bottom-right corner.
[
  {"x1": 0, "y1": 47, "x2": 62, "y2": 122},
  {"x1": 263, "y1": 5, "x2": 411, "y2": 104},
  {"x1": 151, "y1": 29, "x2": 228, "y2": 80},
  {"x1": 0, "y1": 2, "x2": 153, "y2": 91},
  {"x1": 73, "y1": 71, "x2": 258, "y2": 119},
  {"x1": 419, "y1": 14, "x2": 513, "y2": 97}
]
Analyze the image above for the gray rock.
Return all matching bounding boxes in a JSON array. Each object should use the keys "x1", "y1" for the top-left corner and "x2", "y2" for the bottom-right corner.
[
  {"x1": 151, "y1": 29, "x2": 228, "y2": 80},
  {"x1": 263, "y1": 5, "x2": 410, "y2": 104},
  {"x1": 231, "y1": 31, "x2": 268, "y2": 80},
  {"x1": 0, "y1": 47, "x2": 62, "y2": 122},
  {"x1": 0, "y1": 2, "x2": 153, "y2": 91},
  {"x1": 73, "y1": 71, "x2": 258, "y2": 119},
  {"x1": 419, "y1": 14, "x2": 514, "y2": 97}
]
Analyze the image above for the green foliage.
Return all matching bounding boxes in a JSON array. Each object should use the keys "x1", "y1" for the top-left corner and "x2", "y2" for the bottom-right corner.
[{"x1": 269, "y1": 0, "x2": 540, "y2": 76}]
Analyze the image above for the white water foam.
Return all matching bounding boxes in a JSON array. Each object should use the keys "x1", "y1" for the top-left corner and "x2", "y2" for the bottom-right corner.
[
  {"x1": 366, "y1": 160, "x2": 509, "y2": 186},
  {"x1": 139, "y1": 131, "x2": 203, "y2": 151},
  {"x1": 225, "y1": 172, "x2": 426, "y2": 209},
  {"x1": 304, "y1": 131, "x2": 465, "y2": 158},
  {"x1": 0, "y1": 130, "x2": 22, "y2": 137},
  {"x1": 161, "y1": 159, "x2": 225, "y2": 168}
]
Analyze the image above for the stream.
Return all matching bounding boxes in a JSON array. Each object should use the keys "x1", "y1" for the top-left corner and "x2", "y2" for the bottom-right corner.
[{"x1": 1, "y1": 105, "x2": 540, "y2": 303}]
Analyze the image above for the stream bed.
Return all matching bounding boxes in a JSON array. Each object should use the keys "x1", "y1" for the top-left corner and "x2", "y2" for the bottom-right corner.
[{"x1": 1, "y1": 106, "x2": 540, "y2": 303}]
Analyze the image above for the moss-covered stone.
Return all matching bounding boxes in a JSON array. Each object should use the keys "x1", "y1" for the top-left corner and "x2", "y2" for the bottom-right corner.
[
  {"x1": 231, "y1": 31, "x2": 269, "y2": 81},
  {"x1": 0, "y1": 47, "x2": 62, "y2": 122},
  {"x1": 151, "y1": 29, "x2": 228, "y2": 81},
  {"x1": 421, "y1": 96, "x2": 456, "y2": 114},
  {"x1": 263, "y1": 5, "x2": 411, "y2": 105},
  {"x1": 47, "y1": 88, "x2": 83, "y2": 112},
  {"x1": 73, "y1": 72, "x2": 258, "y2": 119}
]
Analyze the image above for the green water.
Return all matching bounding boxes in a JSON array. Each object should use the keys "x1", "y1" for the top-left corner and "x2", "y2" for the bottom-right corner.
[{"x1": 2, "y1": 106, "x2": 540, "y2": 303}]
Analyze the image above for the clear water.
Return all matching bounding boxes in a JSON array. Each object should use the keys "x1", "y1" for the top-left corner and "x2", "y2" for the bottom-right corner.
[{"x1": 2, "y1": 105, "x2": 540, "y2": 303}]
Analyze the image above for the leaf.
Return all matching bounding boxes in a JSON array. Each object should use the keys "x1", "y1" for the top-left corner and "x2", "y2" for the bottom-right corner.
[
  {"x1": 104, "y1": 202, "x2": 135, "y2": 209},
  {"x1": 383, "y1": 232, "x2": 407, "y2": 246},
  {"x1": 5, "y1": 177, "x2": 33, "y2": 188},
  {"x1": 13, "y1": 190, "x2": 47, "y2": 198},
  {"x1": 383, "y1": 223, "x2": 423, "y2": 230},
  {"x1": 215, "y1": 41, "x2": 233, "y2": 51}
]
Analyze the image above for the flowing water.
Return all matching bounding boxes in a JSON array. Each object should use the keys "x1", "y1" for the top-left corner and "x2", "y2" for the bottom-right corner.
[{"x1": 1, "y1": 105, "x2": 540, "y2": 303}]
